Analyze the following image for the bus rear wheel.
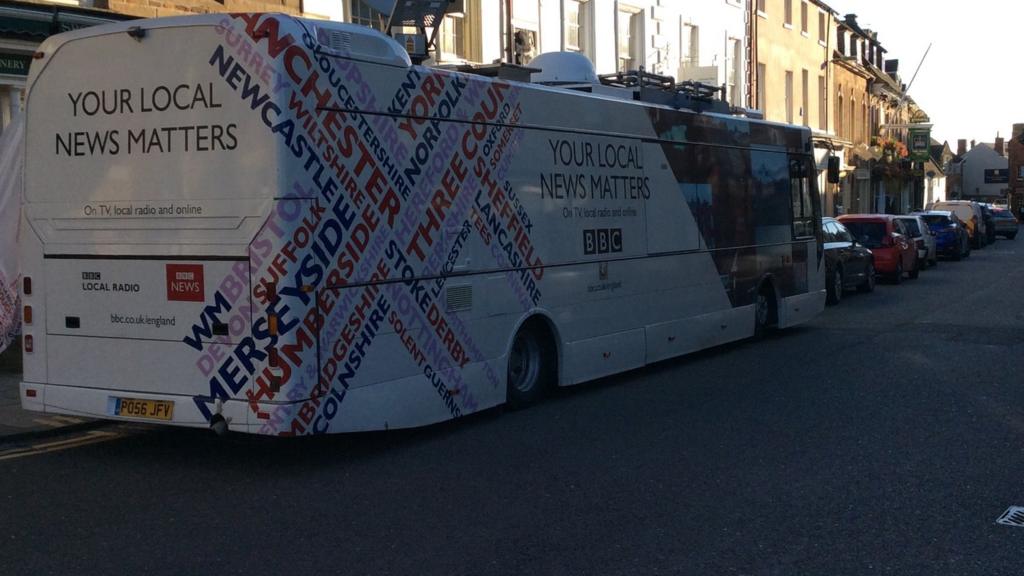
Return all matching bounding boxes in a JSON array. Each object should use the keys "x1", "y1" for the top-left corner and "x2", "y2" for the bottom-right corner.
[
  {"x1": 754, "y1": 283, "x2": 777, "y2": 338},
  {"x1": 507, "y1": 323, "x2": 553, "y2": 408}
]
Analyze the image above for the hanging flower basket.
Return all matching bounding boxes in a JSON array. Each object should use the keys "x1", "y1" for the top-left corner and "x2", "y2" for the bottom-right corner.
[{"x1": 878, "y1": 138, "x2": 909, "y2": 161}]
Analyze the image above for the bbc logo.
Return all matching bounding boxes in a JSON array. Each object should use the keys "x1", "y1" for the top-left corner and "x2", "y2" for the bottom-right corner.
[{"x1": 583, "y1": 228, "x2": 623, "y2": 255}]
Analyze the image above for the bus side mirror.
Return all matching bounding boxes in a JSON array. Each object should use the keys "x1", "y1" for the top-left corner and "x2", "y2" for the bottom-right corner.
[{"x1": 827, "y1": 156, "x2": 840, "y2": 184}]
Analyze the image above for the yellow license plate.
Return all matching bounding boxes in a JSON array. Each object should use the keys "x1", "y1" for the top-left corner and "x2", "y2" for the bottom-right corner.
[{"x1": 115, "y1": 397, "x2": 174, "y2": 421}]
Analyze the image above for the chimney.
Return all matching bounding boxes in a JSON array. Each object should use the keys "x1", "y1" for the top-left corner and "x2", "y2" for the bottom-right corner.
[
  {"x1": 957, "y1": 139, "x2": 967, "y2": 156},
  {"x1": 996, "y1": 135, "x2": 1005, "y2": 156},
  {"x1": 1014, "y1": 123, "x2": 1024, "y2": 140},
  {"x1": 970, "y1": 139, "x2": 976, "y2": 150}
]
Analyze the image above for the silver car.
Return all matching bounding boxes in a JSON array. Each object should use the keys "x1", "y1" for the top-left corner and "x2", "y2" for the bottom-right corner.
[{"x1": 899, "y1": 215, "x2": 937, "y2": 268}]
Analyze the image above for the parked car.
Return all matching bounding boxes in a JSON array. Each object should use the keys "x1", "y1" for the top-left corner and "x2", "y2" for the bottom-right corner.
[
  {"x1": 988, "y1": 205, "x2": 1019, "y2": 239},
  {"x1": 822, "y1": 217, "x2": 875, "y2": 304},
  {"x1": 978, "y1": 203, "x2": 997, "y2": 245},
  {"x1": 932, "y1": 200, "x2": 985, "y2": 249},
  {"x1": 896, "y1": 214, "x2": 937, "y2": 268},
  {"x1": 838, "y1": 214, "x2": 919, "y2": 282},
  {"x1": 915, "y1": 210, "x2": 971, "y2": 260}
]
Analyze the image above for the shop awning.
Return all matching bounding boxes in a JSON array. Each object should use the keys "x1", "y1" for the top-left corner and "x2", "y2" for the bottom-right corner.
[
  {"x1": 0, "y1": 2, "x2": 132, "y2": 42},
  {"x1": 0, "y1": 15, "x2": 49, "y2": 39}
]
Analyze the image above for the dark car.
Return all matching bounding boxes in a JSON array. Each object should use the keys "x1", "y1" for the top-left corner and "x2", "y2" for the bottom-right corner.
[
  {"x1": 916, "y1": 210, "x2": 970, "y2": 260},
  {"x1": 822, "y1": 217, "x2": 875, "y2": 304},
  {"x1": 989, "y1": 206, "x2": 1018, "y2": 239}
]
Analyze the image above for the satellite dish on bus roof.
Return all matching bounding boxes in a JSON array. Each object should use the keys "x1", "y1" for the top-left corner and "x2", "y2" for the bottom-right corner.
[{"x1": 530, "y1": 52, "x2": 598, "y2": 85}]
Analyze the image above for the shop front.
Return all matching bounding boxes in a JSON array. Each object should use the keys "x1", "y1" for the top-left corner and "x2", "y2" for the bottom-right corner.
[{"x1": 0, "y1": 0, "x2": 131, "y2": 136}]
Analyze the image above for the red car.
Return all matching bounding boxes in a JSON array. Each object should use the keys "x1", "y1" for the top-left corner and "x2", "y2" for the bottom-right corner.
[{"x1": 837, "y1": 214, "x2": 919, "y2": 283}]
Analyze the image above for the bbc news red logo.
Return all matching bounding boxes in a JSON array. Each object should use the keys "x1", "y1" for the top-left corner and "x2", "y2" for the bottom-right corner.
[{"x1": 166, "y1": 264, "x2": 204, "y2": 302}]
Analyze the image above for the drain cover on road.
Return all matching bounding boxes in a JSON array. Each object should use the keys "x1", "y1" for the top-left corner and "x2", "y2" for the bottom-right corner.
[{"x1": 996, "y1": 506, "x2": 1024, "y2": 527}]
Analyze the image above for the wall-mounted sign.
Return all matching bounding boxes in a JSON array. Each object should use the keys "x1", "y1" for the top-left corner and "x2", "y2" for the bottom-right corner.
[
  {"x1": 0, "y1": 53, "x2": 31, "y2": 76},
  {"x1": 984, "y1": 168, "x2": 1009, "y2": 184},
  {"x1": 908, "y1": 127, "x2": 931, "y2": 162}
]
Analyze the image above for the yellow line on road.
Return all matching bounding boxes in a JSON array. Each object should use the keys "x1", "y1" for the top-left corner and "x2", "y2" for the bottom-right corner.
[
  {"x1": 0, "y1": 430, "x2": 124, "y2": 462},
  {"x1": 31, "y1": 418, "x2": 64, "y2": 428}
]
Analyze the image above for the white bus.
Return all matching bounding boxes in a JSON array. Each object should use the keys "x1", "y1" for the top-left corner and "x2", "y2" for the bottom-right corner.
[{"x1": 19, "y1": 14, "x2": 824, "y2": 435}]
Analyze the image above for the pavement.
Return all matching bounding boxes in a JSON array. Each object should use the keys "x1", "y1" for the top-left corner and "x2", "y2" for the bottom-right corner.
[{"x1": 0, "y1": 337, "x2": 100, "y2": 441}]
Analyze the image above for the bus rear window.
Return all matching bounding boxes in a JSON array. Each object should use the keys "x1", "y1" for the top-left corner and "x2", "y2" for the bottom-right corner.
[{"x1": 843, "y1": 222, "x2": 886, "y2": 248}]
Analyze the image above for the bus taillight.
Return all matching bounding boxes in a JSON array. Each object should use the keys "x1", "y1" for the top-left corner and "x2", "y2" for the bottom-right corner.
[
  {"x1": 23, "y1": 335, "x2": 33, "y2": 353},
  {"x1": 23, "y1": 276, "x2": 31, "y2": 295},
  {"x1": 23, "y1": 306, "x2": 32, "y2": 324}
]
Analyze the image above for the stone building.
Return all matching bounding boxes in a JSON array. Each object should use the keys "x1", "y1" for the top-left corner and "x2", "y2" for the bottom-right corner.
[{"x1": 750, "y1": 0, "x2": 835, "y2": 130}]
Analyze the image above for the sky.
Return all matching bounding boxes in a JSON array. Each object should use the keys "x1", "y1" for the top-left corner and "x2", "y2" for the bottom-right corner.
[{"x1": 830, "y1": 0, "x2": 1024, "y2": 148}]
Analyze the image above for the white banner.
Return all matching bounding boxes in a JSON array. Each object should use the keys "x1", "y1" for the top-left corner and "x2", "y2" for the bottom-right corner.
[{"x1": 0, "y1": 115, "x2": 23, "y2": 354}]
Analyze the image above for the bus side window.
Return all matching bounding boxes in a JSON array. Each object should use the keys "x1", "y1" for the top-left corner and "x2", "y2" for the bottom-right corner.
[{"x1": 789, "y1": 158, "x2": 814, "y2": 239}]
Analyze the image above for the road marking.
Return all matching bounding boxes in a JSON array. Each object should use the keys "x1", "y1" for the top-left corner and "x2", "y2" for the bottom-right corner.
[
  {"x1": 30, "y1": 415, "x2": 85, "y2": 428},
  {"x1": 0, "y1": 429, "x2": 125, "y2": 461},
  {"x1": 31, "y1": 418, "x2": 64, "y2": 428},
  {"x1": 997, "y1": 506, "x2": 1024, "y2": 528},
  {"x1": 49, "y1": 415, "x2": 85, "y2": 424}
]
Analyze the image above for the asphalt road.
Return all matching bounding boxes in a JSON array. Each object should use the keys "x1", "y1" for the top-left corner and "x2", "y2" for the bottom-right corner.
[{"x1": 2, "y1": 239, "x2": 1023, "y2": 575}]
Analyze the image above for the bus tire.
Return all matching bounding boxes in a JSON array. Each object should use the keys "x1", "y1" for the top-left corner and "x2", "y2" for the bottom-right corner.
[
  {"x1": 754, "y1": 282, "x2": 777, "y2": 338},
  {"x1": 506, "y1": 321, "x2": 555, "y2": 408}
]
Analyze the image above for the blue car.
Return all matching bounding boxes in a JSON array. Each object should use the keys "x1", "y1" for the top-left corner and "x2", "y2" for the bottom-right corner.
[{"x1": 913, "y1": 211, "x2": 970, "y2": 260}]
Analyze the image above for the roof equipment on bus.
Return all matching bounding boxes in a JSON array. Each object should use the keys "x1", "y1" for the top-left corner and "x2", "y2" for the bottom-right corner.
[
  {"x1": 442, "y1": 61, "x2": 541, "y2": 83},
  {"x1": 386, "y1": 0, "x2": 462, "y2": 64},
  {"x1": 597, "y1": 68, "x2": 733, "y2": 114}
]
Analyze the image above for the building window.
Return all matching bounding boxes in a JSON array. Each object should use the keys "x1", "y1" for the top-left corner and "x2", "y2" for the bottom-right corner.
[
  {"x1": 757, "y1": 62, "x2": 766, "y2": 110},
  {"x1": 350, "y1": 0, "x2": 385, "y2": 31},
  {"x1": 818, "y1": 11, "x2": 826, "y2": 43},
  {"x1": 818, "y1": 75, "x2": 827, "y2": 131},
  {"x1": 801, "y1": 2, "x2": 808, "y2": 34},
  {"x1": 784, "y1": 0, "x2": 793, "y2": 26},
  {"x1": 849, "y1": 97, "x2": 855, "y2": 142},
  {"x1": 837, "y1": 91, "x2": 844, "y2": 136},
  {"x1": 862, "y1": 101, "x2": 868, "y2": 143},
  {"x1": 565, "y1": 0, "x2": 582, "y2": 51},
  {"x1": 785, "y1": 70, "x2": 794, "y2": 124},
  {"x1": 439, "y1": 14, "x2": 466, "y2": 60},
  {"x1": 618, "y1": 8, "x2": 642, "y2": 72},
  {"x1": 757, "y1": 0, "x2": 766, "y2": 14},
  {"x1": 731, "y1": 39, "x2": 742, "y2": 106},
  {"x1": 801, "y1": 69, "x2": 809, "y2": 127}
]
